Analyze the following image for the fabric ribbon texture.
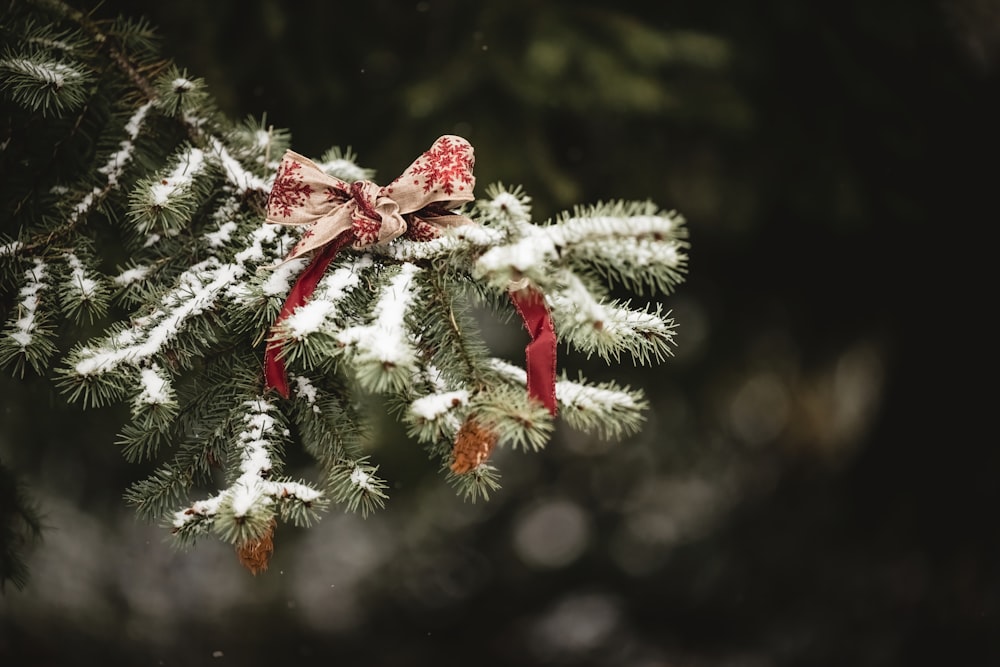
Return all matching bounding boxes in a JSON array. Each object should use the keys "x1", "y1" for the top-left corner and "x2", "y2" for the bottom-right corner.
[{"x1": 263, "y1": 135, "x2": 557, "y2": 414}]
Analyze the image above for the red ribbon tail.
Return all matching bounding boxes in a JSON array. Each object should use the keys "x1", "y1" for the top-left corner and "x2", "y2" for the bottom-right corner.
[
  {"x1": 264, "y1": 233, "x2": 353, "y2": 398},
  {"x1": 510, "y1": 287, "x2": 558, "y2": 415},
  {"x1": 264, "y1": 345, "x2": 291, "y2": 399}
]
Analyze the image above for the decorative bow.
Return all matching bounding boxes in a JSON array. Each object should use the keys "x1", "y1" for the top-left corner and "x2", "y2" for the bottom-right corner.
[{"x1": 263, "y1": 135, "x2": 557, "y2": 415}]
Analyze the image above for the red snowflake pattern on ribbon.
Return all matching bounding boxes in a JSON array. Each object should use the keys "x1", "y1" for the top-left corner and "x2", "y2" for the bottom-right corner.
[
  {"x1": 352, "y1": 215, "x2": 383, "y2": 246},
  {"x1": 324, "y1": 185, "x2": 345, "y2": 203},
  {"x1": 267, "y1": 161, "x2": 312, "y2": 218},
  {"x1": 405, "y1": 135, "x2": 475, "y2": 196},
  {"x1": 404, "y1": 217, "x2": 441, "y2": 242}
]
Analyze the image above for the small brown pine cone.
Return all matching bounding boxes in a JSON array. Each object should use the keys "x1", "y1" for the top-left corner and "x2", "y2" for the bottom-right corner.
[
  {"x1": 450, "y1": 417, "x2": 499, "y2": 474},
  {"x1": 237, "y1": 518, "x2": 276, "y2": 575}
]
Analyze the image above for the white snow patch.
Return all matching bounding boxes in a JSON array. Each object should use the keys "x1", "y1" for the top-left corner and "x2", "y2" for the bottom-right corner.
[
  {"x1": 113, "y1": 265, "x2": 152, "y2": 285},
  {"x1": 205, "y1": 221, "x2": 239, "y2": 248},
  {"x1": 148, "y1": 148, "x2": 205, "y2": 206},
  {"x1": 137, "y1": 366, "x2": 171, "y2": 405},
  {"x1": 7, "y1": 259, "x2": 46, "y2": 348},
  {"x1": 410, "y1": 390, "x2": 469, "y2": 421}
]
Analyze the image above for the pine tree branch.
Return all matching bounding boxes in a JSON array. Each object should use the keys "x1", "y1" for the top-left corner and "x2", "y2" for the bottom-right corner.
[
  {"x1": 5, "y1": 1, "x2": 161, "y2": 228},
  {"x1": 46, "y1": 0, "x2": 160, "y2": 101},
  {"x1": 424, "y1": 269, "x2": 487, "y2": 391},
  {"x1": 2, "y1": 0, "x2": 693, "y2": 576}
]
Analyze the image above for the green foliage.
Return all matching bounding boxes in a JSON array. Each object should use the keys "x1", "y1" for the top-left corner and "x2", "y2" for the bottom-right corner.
[
  {"x1": 0, "y1": 458, "x2": 43, "y2": 591},
  {"x1": 0, "y1": 0, "x2": 689, "y2": 581},
  {"x1": 328, "y1": 459, "x2": 389, "y2": 518},
  {"x1": 446, "y1": 462, "x2": 503, "y2": 504},
  {"x1": 0, "y1": 31, "x2": 93, "y2": 117},
  {"x1": 127, "y1": 143, "x2": 218, "y2": 234}
]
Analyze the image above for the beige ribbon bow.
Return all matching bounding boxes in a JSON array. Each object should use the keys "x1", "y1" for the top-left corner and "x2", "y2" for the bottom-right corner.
[{"x1": 265, "y1": 135, "x2": 476, "y2": 260}]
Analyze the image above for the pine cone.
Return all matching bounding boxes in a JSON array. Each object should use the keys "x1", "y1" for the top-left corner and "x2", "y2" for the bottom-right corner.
[
  {"x1": 450, "y1": 417, "x2": 498, "y2": 474},
  {"x1": 236, "y1": 519, "x2": 276, "y2": 575}
]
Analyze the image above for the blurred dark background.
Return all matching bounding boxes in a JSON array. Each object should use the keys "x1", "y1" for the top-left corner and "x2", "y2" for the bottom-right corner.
[{"x1": 2, "y1": 0, "x2": 997, "y2": 665}]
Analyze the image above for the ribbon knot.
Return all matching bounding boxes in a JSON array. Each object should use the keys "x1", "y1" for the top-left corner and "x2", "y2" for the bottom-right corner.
[{"x1": 263, "y1": 136, "x2": 557, "y2": 416}]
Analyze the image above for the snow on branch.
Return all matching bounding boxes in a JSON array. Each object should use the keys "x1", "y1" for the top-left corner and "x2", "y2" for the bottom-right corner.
[
  {"x1": 278, "y1": 255, "x2": 373, "y2": 340},
  {"x1": 0, "y1": 56, "x2": 91, "y2": 115},
  {"x1": 135, "y1": 363, "x2": 174, "y2": 408},
  {"x1": 96, "y1": 101, "x2": 153, "y2": 186},
  {"x1": 171, "y1": 398, "x2": 323, "y2": 541},
  {"x1": 548, "y1": 270, "x2": 678, "y2": 364},
  {"x1": 406, "y1": 388, "x2": 471, "y2": 444},
  {"x1": 474, "y1": 200, "x2": 687, "y2": 293},
  {"x1": 315, "y1": 146, "x2": 374, "y2": 183},
  {"x1": 379, "y1": 223, "x2": 504, "y2": 263},
  {"x1": 61, "y1": 252, "x2": 108, "y2": 323},
  {"x1": 112, "y1": 264, "x2": 153, "y2": 287},
  {"x1": 0, "y1": 258, "x2": 58, "y2": 376},
  {"x1": 489, "y1": 358, "x2": 647, "y2": 439},
  {"x1": 69, "y1": 215, "x2": 297, "y2": 384},
  {"x1": 129, "y1": 144, "x2": 211, "y2": 233},
  {"x1": 0, "y1": 241, "x2": 23, "y2": 257},
  {"x1": 336, "y1": 262, "x2": 422, "y2": 393},
  {"x1": 210, "y1": 137, "x2": 269, "y2": 193},
  {"x1": 477, "y1": 183, "x2": 533, "y2": 226},
  {"x1": 63, "y1": 101, "x2": 156, "y2": 231},
  {"x1": 70, "y1": 258, "x2": 242, "y2": 376},
  {"x1": 4, "y1": 259, "x2": 48, "y2": 350}
]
